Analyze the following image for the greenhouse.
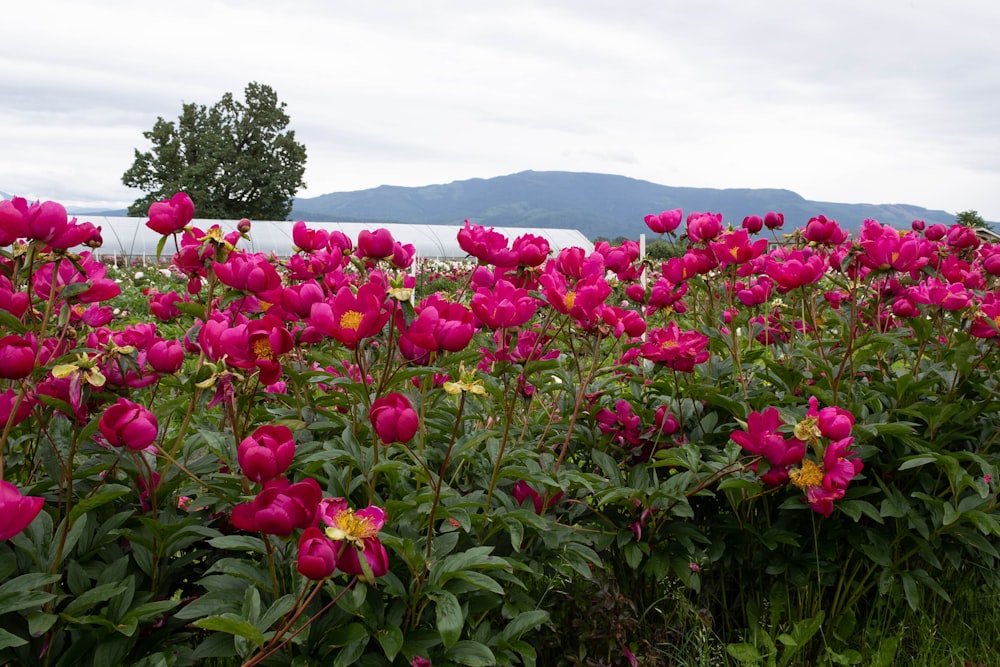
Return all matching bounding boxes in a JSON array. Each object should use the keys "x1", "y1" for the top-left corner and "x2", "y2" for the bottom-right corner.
[{"x1": 84, "y1": 216, "x2": 594, "y2": 261}]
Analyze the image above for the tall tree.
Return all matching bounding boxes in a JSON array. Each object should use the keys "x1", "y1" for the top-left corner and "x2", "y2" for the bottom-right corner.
[
  {"x1": 955, "y1": 209, "x2": 987, "y2": 229},
  {"x1": 122, "y1": 82, "x2": 307, "y2": 220}
]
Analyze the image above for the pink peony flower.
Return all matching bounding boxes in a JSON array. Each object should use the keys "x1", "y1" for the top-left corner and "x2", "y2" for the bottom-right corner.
[
  {"x1": 369, "y1": 393, "x2": 419, "y2": 445},
  {"x1": 319, "y1": 498, "x2": 389, "y2": 579},
  {"x1": 296, "y1": 527, "x2": 338, "y2": 580},
  {"x1": 645, "y1": 209, "x2": 683, "y2": 234},
  {"x1": 0, "y1": 334, "x2": 36, "y2": 380},
  {"x1": 309, "y1": 281, "x2": 390, "y2": 349},
  {"x1": 742, "y1": 215, "x2": 764, "y2": 234},
  {"x1": 230, "y1": 478, "x2": 322, "y2": 537},
  {"x1": 292, "y1": 220, "x2": 329, "y2": 253},
  {"x1": 686, "y1": 211, "x2": 723, "y2": 243},
  {"x1": 763, "y1": 211, "x2": 784, "y2": 230},
  {"x1": 238, "y1": 424, "x2": 296, "y2": 483},
  {"x1": 98, "y1": 398, "x2": 159, "y2": 451},
  {"x1": 470, "y1": 279, "x2": 538, "y2": 329},
  {"x1": 146, "y1": 192, "x2": 195, "y2": 235},
  {"x1": 0, "y1": 481, "x2": 44, "y2": 540},
  {"x1": 639, "y1": 322, "x2": 709, "y2": 372}
]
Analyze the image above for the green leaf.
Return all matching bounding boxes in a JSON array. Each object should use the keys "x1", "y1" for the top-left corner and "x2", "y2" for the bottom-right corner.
[
  {"x1": 49, "y1": 516, "x2": 87, "y2": 567},
  {"x1": 332, "y1": 635, "x2": 369, "y2": 667},
  {"x1": 942, "y1": 503, "x2": 960, "y2": 526},
  {"x1": 591, "y1": 449, "x2": 623, "y2": 486},
  {"x1": 0, "y1": 628, "x2": 28, "y2": 650},
  {"x1": 376, "y1": 624, "x2": 404, "y2": 661},
  {"x1": 92, "y1": 635, "x2": 134, "y2": 667},
  {"x1": 325, "y1": 621, "x2": 368, "y2": 646},
  {"x1": 726, "y1": 642, "x2": 763, "y2": 664},
  {"x1": 900, "y1": 573, "x2": 921, "y2": 611},
  {"x1": 505, "y1": 516, "x2": 524, "y2": 551},
  {"x1": 718, "y1": 477, "x2": 764, "y2": 493},
  {"x1": 67, "y1": 488, "x2": 131, "y2": 524},
  {"x1": 877, "y1": 483, "x2": 910, "y2": 519},
  {"x1": 257, "y1": 594, "x2": 296, "y2": 631},
  {"x1": 119, "y1": 600, "x2": 181, "y2": 631},
  {"x1": 428, "y1": 546, "x2": 506, "y2": 589},
  {"x1": 59, "y1": 280, "x2": 94, "y2": 301},
  {"x1": 26, "y1": 612, "x2": 58, "y2": 638},
  {"x1": 965, "y1": 510, "x2": 1000, "y2": 536},
  {"x1": 155, "y1": 233, "x2": 168, "y2": 261},
  {"x1": 63, "y1": 582, "x2": 128, "y2": 616},
  {"x1": 207, "y1": 535, "x2": 268, "y2": 552},
  {"x1": 173, "y1": 593, "x2": 239, "y2": 621},
  {"x1": 871, "y1": 422, "x2": 917, "y2": 437},
  {"x1": 836, "y1": 500, "x2": 883, "y2": 524},
  {"x1": 778, "y1": 612, "x2": 824, "y2": 667},
  {"x1": 192, "y1": 614, "x2": 266, "y2": 647},
  {"x1": 623, "y1": 541, "x2": 644, "y2": 569},
  {"x1": 446, "y1": 639, "x2": 497, "y2": 666},
  {"x1": 871, "y1": 635, "x2": 900, "y2": 667},
  {"x1": 0, "y1": 572, "x2": 62, "y2": 596},
  {"x1": 500, "y1": 609, "x2": 548, "y2": 642},
  {"x1": 0, "y1": 590, "x2": 57, "y2": 615},
  {"x1": 241, "y1": 586, "x2": 261, "y2": 625},
  {"x1": 434, "y1": 590, "x2": 464, "y2": 649},
  {"x1": 448, "y1": 570, "x2": 505, "y2": 595},
  {"x1": 897, "y1": 455, "x2": 936, "y2": 471},
  {"x1": 0, "y1": 307, "x2": 26, "y2": 334}
]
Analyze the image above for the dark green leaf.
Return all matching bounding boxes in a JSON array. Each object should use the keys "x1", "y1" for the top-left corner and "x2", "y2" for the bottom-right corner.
[
  {"x1": 207, "y1": 535, "x2": 268, "y2": 552},
  {"x1": 376, "y1": 624, "x2": 404, "y2": 661},
  {"x1": 0, "y1": 628, "x2": 28, "y2": 650},
  {"x1": 192, "y1": 614, "x2": 265, "y2": 647},
  {"x1": 434, "y1": 590, "x2": 463, "y2": 649},
  {"x1": 64, "y1": 582, "x2": 128, "y2": 616},
  {"x1": 446, "y1": 640, "x2": 497, "y2": 666},
  {"x1": 500, "y1": 609, "x2": 548, "y2": 642}
]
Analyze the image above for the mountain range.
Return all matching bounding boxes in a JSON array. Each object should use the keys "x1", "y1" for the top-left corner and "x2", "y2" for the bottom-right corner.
[
  {"x1": 287, "y1": 170, "x2": 966, "y2": 240},
  {"x1": 7, "y1": 171, "x2": 979, "y2": 241}
]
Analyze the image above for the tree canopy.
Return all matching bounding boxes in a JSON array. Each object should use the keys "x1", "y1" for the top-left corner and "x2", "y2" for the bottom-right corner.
[
  {"x1": 955, "y1": 209, "x2": 987, "y2": 229},
  {"x1": 122, "y1": 82, "x2": 307, "y2": 220}
]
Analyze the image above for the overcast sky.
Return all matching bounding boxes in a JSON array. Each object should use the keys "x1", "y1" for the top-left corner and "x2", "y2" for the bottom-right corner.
[{"x1": 3, "y1": 1, "x2": 999, "y2": 221}]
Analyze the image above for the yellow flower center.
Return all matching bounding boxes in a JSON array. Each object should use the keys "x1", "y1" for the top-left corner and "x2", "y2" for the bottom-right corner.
[
  {"x1": 325, "y1": 509, "x2": 378, "y2": 545},
  {"x1": 340, "y1": 310, "x2": 363, "y2": 331},
  {"x1": 201, "y1": 227, "x2": 225, "y2": 243},
  {"x1": 252, "y1": 337, "x2": 274, "y2": 361},
  {"x1": 564, "y1": 291, "x2": 577, "y2": 310},
  {"x1": 789, "y1": 459, "x2": 824, "y2": 490}
]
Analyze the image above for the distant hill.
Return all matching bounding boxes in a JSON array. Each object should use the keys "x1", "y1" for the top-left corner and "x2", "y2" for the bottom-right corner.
[
  {"x1": 8, "y1": 171, "x2": 977, "y2": 240},
  {"x1": 289, "y1": 170, "x2": 964, "y2": 241}
]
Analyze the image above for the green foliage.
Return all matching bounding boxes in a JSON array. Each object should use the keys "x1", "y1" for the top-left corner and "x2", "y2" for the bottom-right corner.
[
  {"x1": 955, "y1": 209, "x2": 987, "y2": 229},
  {"x1": 122, "y1": 82, "x2": 307, "y2": 220}
]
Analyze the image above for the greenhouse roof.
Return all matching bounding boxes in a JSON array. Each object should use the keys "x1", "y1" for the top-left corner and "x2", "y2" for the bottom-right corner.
[{"x1": 85, "y1": 217, "x2": 594, "y2": 261}]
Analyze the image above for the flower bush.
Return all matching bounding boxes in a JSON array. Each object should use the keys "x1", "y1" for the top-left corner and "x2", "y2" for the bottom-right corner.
[{"x1": 0, "y1": 194, "x2": 997, "y2": 666}]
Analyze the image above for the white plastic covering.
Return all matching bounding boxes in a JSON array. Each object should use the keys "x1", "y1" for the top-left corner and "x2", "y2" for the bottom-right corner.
[{"x1": 84, "y1": 217, "x2": 594, "y2": 261}]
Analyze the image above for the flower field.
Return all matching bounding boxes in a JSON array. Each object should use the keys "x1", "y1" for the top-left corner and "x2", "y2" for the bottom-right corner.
[{"x1": 0, "y1": 193, "x2": 998, "y2": 666}]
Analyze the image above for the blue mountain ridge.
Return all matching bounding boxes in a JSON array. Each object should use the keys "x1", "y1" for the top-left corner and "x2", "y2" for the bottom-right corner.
[{"x1": 287, "y1": 170, "x2": 968, "y2": 240}]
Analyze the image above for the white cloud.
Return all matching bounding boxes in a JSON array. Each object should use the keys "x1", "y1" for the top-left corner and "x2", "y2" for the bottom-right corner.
[{"x1": 2, "y1": 0, "x2": 999, "y2": 220}]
